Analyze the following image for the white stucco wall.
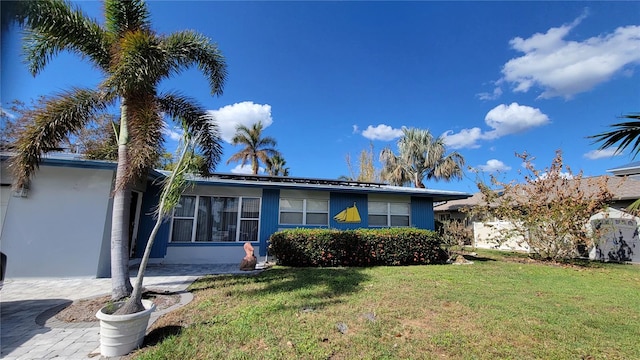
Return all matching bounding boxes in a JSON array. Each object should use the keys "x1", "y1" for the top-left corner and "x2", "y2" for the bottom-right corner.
[
  {"x1": 473, "y1": 221, "x2": 529, "y2": 252},
  {"x1": 0, "y1": 165, "x2": 114, "y2": 278},
  {"x1": 589, "y1": 208, "x2": 640, "y2": 263}
]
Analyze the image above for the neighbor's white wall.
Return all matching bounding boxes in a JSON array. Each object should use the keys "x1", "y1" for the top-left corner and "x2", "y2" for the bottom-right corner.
[
  {"x1": 473, "y1": 221, "x2": 529, "y2": 252},
  {"x1": 0, "y1": 165, "x2": 114, "y2": 278},
  {"x1": 164, "y1": 245, "x2": 262, "y2": 265},
  {"x1": 589, "y1": 208, "x2": 640, "y2": 263}
]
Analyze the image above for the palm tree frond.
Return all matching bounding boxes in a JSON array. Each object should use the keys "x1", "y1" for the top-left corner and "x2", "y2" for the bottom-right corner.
[
  {"x1": 10, "y1": 88, "x2": 108, "y2": 189},
  {"x1": 106, "y1": 30, "x2": 165, "y2": 94},
  {"x1": 162, "y1": 31, "x2": 227, "y2": 96},
  {"x1": 104, "y1": 0, "x2": 150, "y2": 35},
  {"x1": 157, "y1": 92, "x2": 223, "y2": 175},
  {"x1": 589, "y1": 114, "x2": 640, "y2": 159},
  {"x1": 125, "y1": 94, "x2": 163, "y2": 185},
  {"x1": 18, "y1": 0, "x2": 111, "y2": 74}
]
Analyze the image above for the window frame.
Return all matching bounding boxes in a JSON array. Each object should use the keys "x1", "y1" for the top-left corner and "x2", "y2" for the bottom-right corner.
[
  {"x1": 278, "y1": 198, "x2": 329, "y2": 226},
  {"x1": 367, "y1": 201, "x2": 410, "y2": 227},
  {"x1": 170, "y1": 195, "x2": 261, "y2": 243}
]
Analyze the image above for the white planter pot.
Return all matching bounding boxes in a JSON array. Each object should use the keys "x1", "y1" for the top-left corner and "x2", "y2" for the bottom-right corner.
[{"x1": 96, "y1": 299, "x2": 156, "y2": 357}]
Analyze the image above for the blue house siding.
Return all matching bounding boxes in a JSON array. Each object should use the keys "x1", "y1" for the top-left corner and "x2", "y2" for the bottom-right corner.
[
  {"x1": 133, "y1": 171, "x2": 469, "y2": 265},
  {"x1": 260, "y1": 189, "x2": 280, "y2": 256},
  {"x1": 329, "y1": 192, "x2": 368, "y2": 230},
  {"x1": 135, "y1": 181, "x2": 171, "y2": 259},
  {"x1": 411, "y1": 196, "x2": 434, "y2": 230}
]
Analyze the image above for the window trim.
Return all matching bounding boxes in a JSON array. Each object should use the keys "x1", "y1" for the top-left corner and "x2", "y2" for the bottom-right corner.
[
  {"x1": 170, "y1": 195, "x2": 261, "y2": 243},
  {"x1": 279, "y1": 198, "x2": 329, "y2": 226},
  {"x1": 368, "y1": 201, "x2": 410, "y2": 227}
]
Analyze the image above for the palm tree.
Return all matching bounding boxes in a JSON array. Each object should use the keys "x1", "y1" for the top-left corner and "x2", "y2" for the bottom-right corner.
[
  {"x1": 9, "y1": 0, "x2": 227, "y2": 300},
  {"x1": 266, "y1": 154, "x2": 289, "y2": 176},
  {"x1": 227, "y1": 121, "x2": 280, "y2": 174},
  {"x1": 590, "y1": 113, "x2": 640, "y2": 158},
  {"x1": 380, "y1": 127, "x2": 464, "y2": 188},
  {"x1": 590, "y1": 113, "x2": 640, "y2": 213},
  {"x1": 120, "y1": 125, "x2": 197, "y2": 314}
]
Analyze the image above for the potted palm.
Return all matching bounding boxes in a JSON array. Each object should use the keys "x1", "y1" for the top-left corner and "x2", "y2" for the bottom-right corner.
[{"x1": 96, "y1": 131, "x2": 199, "y2": 357}]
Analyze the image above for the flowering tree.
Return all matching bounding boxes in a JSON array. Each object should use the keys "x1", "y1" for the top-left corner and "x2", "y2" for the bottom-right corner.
[{"x1": 473, "y1": 150, "x2": 614, "y2": 261}]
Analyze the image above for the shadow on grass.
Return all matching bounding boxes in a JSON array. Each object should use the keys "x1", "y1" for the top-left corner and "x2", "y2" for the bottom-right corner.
[
  {"x1": 143, "y1": 325, "x2": 184, "y2": 347},
  {"x1": 190, "y1": 267, "x2": 371, "y2": 311},
  {"x1": 461, "y1": 254, "x2": 496, "y2": 262}
]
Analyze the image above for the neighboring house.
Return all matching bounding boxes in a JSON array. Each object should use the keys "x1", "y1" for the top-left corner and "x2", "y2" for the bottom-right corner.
[
  {"x1": 434, "y1": 172, "x2": 640, "y2": 260},
  {"x1": 608, "y1": 161, "x2": 640, "y2": 180},
  {"x1": 0, "y1": 153, "x2": 470, "y2": 279}
]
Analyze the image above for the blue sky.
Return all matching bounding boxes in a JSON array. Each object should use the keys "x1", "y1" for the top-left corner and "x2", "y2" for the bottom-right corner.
[{"x1": 2, "y1": 1, "x2": 639, "y2": 193}]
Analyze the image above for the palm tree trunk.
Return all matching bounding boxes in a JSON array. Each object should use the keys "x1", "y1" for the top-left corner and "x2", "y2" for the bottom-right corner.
[
  {"x1": 110, "y1": 148, "x2": 133, "y2": 300},
  {"x1": 116, "y1": 138, "x2": 191, "y2": 315},
  {"x1": 110, "y1": 101, "x2": 133, "y2": 300}
]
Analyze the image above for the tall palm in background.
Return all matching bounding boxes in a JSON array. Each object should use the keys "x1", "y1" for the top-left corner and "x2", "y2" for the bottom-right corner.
[
  {"x1": 590, "y1": 113, "x2": 640, "y2": 212},
  {"x1": 227, "y1": 121, "x2": 280, "y2": 175},
  {"x1": 266, "y1": 154, "x2": 289, "y2": 176},
  {"x1": 9, "y1": 0, "x2": 227, "y2": 299},
  {"x1": 380, "y1": 128, "x2": 464, "y2": 188}
]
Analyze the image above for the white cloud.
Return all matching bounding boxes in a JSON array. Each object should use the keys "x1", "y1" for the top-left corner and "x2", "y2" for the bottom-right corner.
[
  {"x1": 208, "y1": 101, "x2": 273, "y2": 143},
  {"x1": 229, "y1": 164, "x2": 265, "y2": 174},
  {"x1": 583, "y1": 148, "x2": 623, "y2": 160},
  {"x1": 476, "y1": 159, "x2": 512, "y2": 172},
  {"x1": 1, "y1": 107, "x2": 16, "y2": 119},
  {"x1": 442, "y1": 127, "x2": 483, "y2": 149},
  {"x1": 352, "y1": 125, "x2": 359, "y2": 134},
  {"x1": 538, "y1": 172, "x2": 573, "y2": 180},
  {"x1": 483, "y1": 103, "x2": 550, "y2": 139},
  {"x1": 477, "y1": 87, "x2": 503, "y2": 101},
  {"x1": 500, "y1": 13, "x2": 640, "y2": 99},
  {"x1": 161, "y1": 121, "x2": 183, "y2": 141},
  {"x1": 442, "y1": 103, "x2": 549, "y2": 149},
  {"x1": 361, "y1": 124, "x2": 404, "y2": 141}
]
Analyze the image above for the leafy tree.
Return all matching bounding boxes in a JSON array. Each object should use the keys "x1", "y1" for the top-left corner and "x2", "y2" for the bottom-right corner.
[
  {"x1": 439, "y1": 220, "x2": 473, "y2": 261},
  {"x1": 343, "y1": 142, "x2": 381, "y2": 182},
  {"x1": 8, "y1": 0, "x2": 226, "y2": 300},
  {"x1": 1, "y1": 98, "x2": 118, "y2": 159},
  {"x1": 266, "y1": 154, "x2": 289, "y2": 176},
  {"x1": 589, "y1": 113, "x2": 640, "y2": 213},
  {"x1": 472, "y1": 150, "x2": 614, "y2": 261},
  {"x1": 380, "y1": 127, "x2": 464, "y2": 188},
  {"x1": 227, "y1": 121, "x2": 280, "y2": 175}
]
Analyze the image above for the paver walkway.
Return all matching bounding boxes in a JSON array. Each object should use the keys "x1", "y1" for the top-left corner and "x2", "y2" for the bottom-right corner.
[{"x1": 1, "y1": 264, "x2": 262, "y2": 359}]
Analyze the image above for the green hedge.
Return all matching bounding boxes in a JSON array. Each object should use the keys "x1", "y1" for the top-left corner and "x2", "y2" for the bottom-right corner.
[{"x1": 268, "y1": 228, "x2": 447, "y2": 267}]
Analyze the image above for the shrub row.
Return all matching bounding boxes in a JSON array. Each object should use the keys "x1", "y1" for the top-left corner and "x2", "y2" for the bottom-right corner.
[{"x1": 268, "y1": 228, "x2": 447, "y2": 267}]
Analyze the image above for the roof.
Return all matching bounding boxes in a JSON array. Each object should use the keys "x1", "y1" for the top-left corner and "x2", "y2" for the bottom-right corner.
[
  {"x1": 1, "y1": 152, "x2": 471, "y2": 201},
  {"x1": 608, "y1": 161, "x2": 640, "y2": 176},
  {"x1": 152, "y1": 170, "x2": 471, "y2": 202},
  {"x1": 0, "y1": 152, "x2": 117, "y2": 171},
  {"x1": 434, "y1": 175, "x2": 640, "y2": 212}
]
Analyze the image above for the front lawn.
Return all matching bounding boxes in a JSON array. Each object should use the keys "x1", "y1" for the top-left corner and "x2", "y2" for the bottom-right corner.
[{"x1": 133, "y1": 250, "x2": 640, "y2": 359}]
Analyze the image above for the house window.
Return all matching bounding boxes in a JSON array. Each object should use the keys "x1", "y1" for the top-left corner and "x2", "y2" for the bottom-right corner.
[
  {"x1": 171, "y1": 195, "x2": 260, "y2": 242},
  {"x1": 279, "y1": 198, "x2": 329, "y2": 225},
  {"x1": 368, "y1": 201, "x2": 410, "y2": 227}
]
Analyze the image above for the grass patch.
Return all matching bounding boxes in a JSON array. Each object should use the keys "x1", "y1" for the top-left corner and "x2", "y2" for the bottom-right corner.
[{"x1": 133, "y1": 250, "x2": 640, "y2": 359}]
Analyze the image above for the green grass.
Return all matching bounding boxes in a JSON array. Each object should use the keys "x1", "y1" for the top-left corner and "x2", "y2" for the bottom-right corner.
[{"x1": 134, "y1": 250, "x2": 640, "y2": 360}]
